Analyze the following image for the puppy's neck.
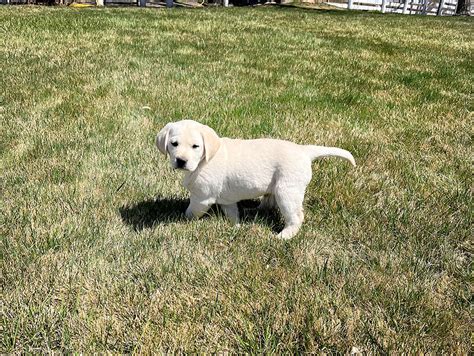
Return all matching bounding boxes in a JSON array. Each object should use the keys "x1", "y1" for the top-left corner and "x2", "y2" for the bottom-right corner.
[
  {"x1": 182, "y1": 157, "x2": 211, "y2": 190},
  {"x1": 182, "y1": 167, "x2": 199, "y2": 190}
]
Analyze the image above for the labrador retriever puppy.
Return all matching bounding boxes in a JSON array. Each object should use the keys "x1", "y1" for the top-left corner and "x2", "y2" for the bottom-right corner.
[{"x1": 156, "y1": 119, "x2": 355, "y2": 239}]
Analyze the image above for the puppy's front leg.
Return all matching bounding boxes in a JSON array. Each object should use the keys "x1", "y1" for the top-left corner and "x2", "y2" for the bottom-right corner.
[
  {"x1": 185, "y1": 196, "x2": 213, "y2": 220},
  {"x1": 221, "y1": 203, "x2": 240, "y2": 225}
]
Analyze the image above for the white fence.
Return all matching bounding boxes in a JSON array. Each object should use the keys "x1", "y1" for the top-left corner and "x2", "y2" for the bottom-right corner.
[{"x1": 327, "y1": 0, "x2": 458, "y2": 15}]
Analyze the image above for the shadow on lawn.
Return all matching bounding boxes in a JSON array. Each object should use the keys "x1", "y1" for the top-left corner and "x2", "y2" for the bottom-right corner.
[
  {"x1": 119, "y1": 196, "x2": 188, "y2": 231},
  {"x1": 119, "y1": 196, "x2": 283, "y2": 233}
]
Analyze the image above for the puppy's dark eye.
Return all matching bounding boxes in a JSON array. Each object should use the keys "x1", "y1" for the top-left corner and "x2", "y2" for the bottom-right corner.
[
  {"x1": 192, "y1": 144, "x2": 200, "y2": 149},
  {"x1": 171, "y1": 141, "x2": 178, "y2": 147}
]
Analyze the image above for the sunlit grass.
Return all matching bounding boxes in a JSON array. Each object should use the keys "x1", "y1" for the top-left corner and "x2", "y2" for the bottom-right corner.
[{"x1": 1, "y1": 6, "x2": 472, "y2": 353}]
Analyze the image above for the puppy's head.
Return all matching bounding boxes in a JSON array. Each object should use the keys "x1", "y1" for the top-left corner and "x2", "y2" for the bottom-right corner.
[{"x1": 156, "y1": 120, "x2": 221, "y2": 172}]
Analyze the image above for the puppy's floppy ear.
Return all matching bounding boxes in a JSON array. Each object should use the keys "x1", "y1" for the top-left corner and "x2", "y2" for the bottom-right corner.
[
  {"x1": 200, "y1": 124, "x2": 221, "y2": 162},
  {"x1": 156, "y1": 123, "x2": 173, "y2": 157}
]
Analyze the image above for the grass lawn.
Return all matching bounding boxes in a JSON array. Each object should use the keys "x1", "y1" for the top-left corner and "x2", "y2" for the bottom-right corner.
[{"x1": 1, "y1": 5, "x2": 472, "y2": 353}]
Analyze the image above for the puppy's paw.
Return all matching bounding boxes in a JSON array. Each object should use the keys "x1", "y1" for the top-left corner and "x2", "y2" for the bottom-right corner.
[
  {"x1": 277, "y1": 226, "x2": 300, "y2": 240},
  {"x1": 277, "y1": 232, "x2": 292, "y2": 240}
]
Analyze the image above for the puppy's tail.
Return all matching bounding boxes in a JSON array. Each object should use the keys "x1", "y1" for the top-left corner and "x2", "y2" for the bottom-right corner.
[{"x1": 305, "y1": 145, "x2": 356, "y2": 167}]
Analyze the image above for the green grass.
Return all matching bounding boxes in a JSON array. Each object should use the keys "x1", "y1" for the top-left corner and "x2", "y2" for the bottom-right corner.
[{"x1": 1, "y1": 5, "x2": 472, "y2": 353}]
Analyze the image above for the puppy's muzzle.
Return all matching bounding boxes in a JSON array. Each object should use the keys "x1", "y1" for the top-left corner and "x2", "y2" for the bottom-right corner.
[{"x1": 176, "y1": 158, "x2": 187, "y2": 169}]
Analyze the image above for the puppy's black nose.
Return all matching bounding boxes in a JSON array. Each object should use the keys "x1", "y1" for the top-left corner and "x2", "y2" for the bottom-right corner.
[{"x1": 176, "y1": 158, "x2": 186, "y2": 168}]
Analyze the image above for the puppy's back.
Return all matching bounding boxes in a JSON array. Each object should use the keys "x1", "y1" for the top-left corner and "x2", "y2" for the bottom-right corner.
[{"x1": 221, "y1": 137, "x2": 311, "y2": 175}]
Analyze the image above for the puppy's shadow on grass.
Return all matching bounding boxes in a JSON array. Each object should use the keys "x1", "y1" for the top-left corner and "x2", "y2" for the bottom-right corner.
[
  {"x1": 239, "y1": 200, "x2": 284, "y2": 234},
  {"x1": 119, "y1": 197, "x2": 283, "y2": 233},
  {"x1": 119, "y1": 196, "x2": 189, "y2": 232}
]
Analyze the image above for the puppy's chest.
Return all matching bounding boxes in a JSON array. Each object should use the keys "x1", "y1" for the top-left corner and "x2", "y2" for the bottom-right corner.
[{"x1": 183, "y1": 169, "x2": 221, "y2": 197}]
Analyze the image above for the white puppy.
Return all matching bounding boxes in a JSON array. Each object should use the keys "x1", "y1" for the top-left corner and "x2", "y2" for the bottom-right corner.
[{"x1": 156, "y1": 119, "x2": 355, "y2": 239}]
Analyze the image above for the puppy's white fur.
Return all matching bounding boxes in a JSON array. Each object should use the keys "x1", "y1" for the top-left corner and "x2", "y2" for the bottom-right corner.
[{"x1": 156, "y1": 119, "x2": 356, "y2": 239}]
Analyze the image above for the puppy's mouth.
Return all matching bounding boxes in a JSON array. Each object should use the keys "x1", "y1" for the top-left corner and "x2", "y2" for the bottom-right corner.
[
  {"x1": 173, "y1": 161, "x2": 192, "y2": 171},
  {"x1": 174, "y1": 166, "x2": 190, "y2": 171}
]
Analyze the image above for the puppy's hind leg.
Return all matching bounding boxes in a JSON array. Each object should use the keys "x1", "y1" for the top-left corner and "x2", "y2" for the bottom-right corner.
[
  {"x1": 221, "y1": 203, "x2": 240, "y2": 225},
  {"x1": 274, "y1": 187, "x2": 305, "y2": 240}
]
